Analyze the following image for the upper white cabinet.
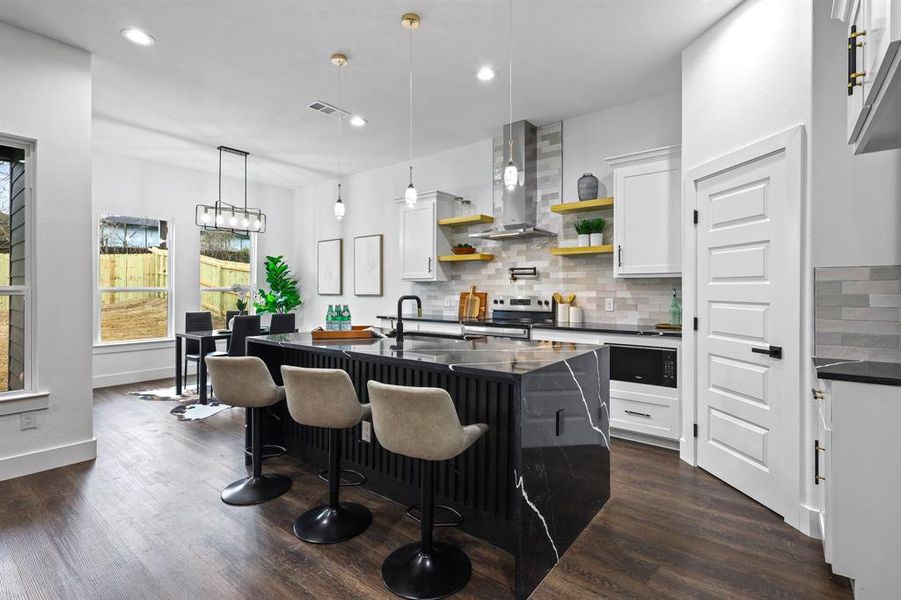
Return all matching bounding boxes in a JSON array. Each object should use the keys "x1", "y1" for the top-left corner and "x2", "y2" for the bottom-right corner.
[
  {"x1": 605, "y1": 145, "x2": 682, "y2": 278},
  {"x1": 397, "y1": 190, "x2": 454, "y2": 281},
  {"x1": 845, "y1": 0, "x2": 901, "y2": 154}
]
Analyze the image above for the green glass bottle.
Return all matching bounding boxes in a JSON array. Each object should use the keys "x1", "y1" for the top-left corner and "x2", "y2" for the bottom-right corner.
[{"x1": 670, "y1": 289, "x2": 682, "y2": 326}]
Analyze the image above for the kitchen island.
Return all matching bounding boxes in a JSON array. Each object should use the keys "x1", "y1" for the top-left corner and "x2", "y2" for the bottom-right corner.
[{"x1": 247, "y1": 333, "x2": 610, "y2": 599}]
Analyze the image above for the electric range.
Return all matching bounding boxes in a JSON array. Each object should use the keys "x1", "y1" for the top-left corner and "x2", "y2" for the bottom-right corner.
[{"x1": 462, "y1": 295, "x2": 554, "y2": 340}]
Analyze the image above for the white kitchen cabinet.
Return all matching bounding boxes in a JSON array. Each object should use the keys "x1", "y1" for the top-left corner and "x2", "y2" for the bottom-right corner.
[
  {"x1": 396, "y1": 190, "x2": 454, "y2": 282},
  {"x1": 605, "y1": 145, "x2": 682, "y2": 278},
  {"x1": 844, "y1": 0, "x2": 901, "y2": 154},
  {"x1": 816, "y1": 377, "x2": 901, "y2": 598}
]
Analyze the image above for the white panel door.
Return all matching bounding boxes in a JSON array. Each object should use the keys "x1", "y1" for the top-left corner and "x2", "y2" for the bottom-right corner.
[
  {"x1": 696, "y1": 148, "x2": 798, "y2": 516},
  {"x1": 399, "y1": 201, "x2": 435, "y2": 280}
]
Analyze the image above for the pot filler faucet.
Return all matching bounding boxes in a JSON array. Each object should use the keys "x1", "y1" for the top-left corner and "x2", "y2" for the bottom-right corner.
[{"x1": 395, "y1": 295, "x2": 422, "y2": 344}]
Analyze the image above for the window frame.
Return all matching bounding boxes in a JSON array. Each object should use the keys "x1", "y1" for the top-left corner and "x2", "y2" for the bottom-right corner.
[
  {"x1": 199, "y1": 229, "x2": 257, "y2": 326},
  {"x1": 94, "y1": 214, "x2": 174, "y2": 346},
  {"x1": 0, "y1": 134, "x2": 35, "y2": 396}
]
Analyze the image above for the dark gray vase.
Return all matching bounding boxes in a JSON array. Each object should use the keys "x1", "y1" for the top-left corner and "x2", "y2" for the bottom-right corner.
[{"x1": 578, "y1": 173, "x2": 599, "y2": 201}]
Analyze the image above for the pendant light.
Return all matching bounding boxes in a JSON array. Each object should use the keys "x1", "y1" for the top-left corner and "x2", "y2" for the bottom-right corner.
[
  {"x1": 332, "y1": 52, "x2": 348, "y2": 220},
  {"x1": 503, "y1": 0, "x2": 519, "y2": 191},
  {"x1": 402, "y1": 13, "x2": 420, "y2": 207},
  {"x1": 195, "y1": 146, "x2": 267, "y2": 233}
]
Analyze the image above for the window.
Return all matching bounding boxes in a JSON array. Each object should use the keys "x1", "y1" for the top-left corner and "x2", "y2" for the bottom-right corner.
[
  {"x1": 0, "y1": 142, "x2": 29, "y2": 393},
  {"x1": 97, "y1": 215, "x2": 171, "y2": 343},
  {"x1": 200, "y1": 230, "x2": 253, "y2": 329}
]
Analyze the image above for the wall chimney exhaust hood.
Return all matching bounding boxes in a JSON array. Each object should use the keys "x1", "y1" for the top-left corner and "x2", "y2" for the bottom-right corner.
[{"x1": 470, "y1": 120, "x2": 556, "y2": 240}]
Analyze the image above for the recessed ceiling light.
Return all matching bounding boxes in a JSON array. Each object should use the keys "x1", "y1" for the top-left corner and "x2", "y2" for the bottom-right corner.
[
  {"x1": 121, "y1": 28, "x2": 155, "y2": 46},
  {"x1": 476, "y1": 66, "x2": 496, "y2": 81},
  {"x1": 349, "y1": 115, "x2": 367, "y2": 127}
]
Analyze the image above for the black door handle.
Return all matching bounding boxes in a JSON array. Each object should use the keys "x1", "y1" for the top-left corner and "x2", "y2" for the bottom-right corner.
[{"x1": 751, "y1": 345, "x2": 782, "y2": 359}]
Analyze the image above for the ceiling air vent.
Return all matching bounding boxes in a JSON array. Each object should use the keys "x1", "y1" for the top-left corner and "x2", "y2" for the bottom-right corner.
[{"x1": 307, "y1": 100, "x2": 350, "y2": 119}]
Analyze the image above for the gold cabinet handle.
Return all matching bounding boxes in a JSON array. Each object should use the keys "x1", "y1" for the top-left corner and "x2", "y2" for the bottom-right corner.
[
  {"x1": 816, "y1": 443, "x2": 826, "y2": 452},
  {"x1": 850, "y1": 29, "x2": 867, "y2": 38},
  {"x1": 816, "y1": 475, "x2": 826, "y2": 481}
]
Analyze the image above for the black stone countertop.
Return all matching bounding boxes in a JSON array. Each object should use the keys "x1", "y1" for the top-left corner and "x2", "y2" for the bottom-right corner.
[
  {"x1": 375, "y1": 313, "x2": 683, "y2": 338},
  {"x1": 813, "y1": 358, "x2": 901, "y2": 387},
  {"x1": 248, "y1": 332, "x2": 603, "y2": 380}
]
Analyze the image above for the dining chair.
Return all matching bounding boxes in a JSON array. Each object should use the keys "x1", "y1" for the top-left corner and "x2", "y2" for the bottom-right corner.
[
  {"x1": 184, "y1": 311, "x2": 222, "y2": 389},
  {"x1": 269, "y1": 312, "x2": 296, "y2": 335},
  {"x1": 228, "y1": 315, "x2": 261, "y2": 357}
]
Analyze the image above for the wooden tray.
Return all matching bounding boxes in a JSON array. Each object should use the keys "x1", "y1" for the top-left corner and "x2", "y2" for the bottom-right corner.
[
  {"x1": 311, "y1": 325, "x2": 373, "y2": 340},
  {"x1": 458, "y1": 291, "x2": 488, "y2": 320},
  {"x1": 655, "y1": 323, "x2": 682, "y2": 331}
]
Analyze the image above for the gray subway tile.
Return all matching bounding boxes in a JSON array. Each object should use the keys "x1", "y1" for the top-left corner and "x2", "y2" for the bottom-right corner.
[
  {"x1": 872, "y1": 321, "x2": 901, "y2": 335},
  {"x1": 815, "y1": 332, "x2": 843, "y2": 345},
  {"x1": 816, "y1": 307, "x2": 842, "y2": 319},
  {"x1": 815, "y1": 267, "x2": 870, "y2": 281},
  {"x1": 869, "y1": 266, "x2": 901, "y2": 281},
  {"x1": 815, "y1": 294, "x2": 869, "y2": 307},
  {"x1": 870, "y1": 294, "x2": 901, "y2": 308},
  {"x1": 841, "y1": 307, "x2": 901, "y2": 321},
  {"x1": 816, "y1": 318, "x2": 869, "y2": 333},
  {"x1": 868, "y1": 349, "x2": 901, "y2": 364},
  {"x1": 814, "y1": 281, "x2": 843, "y2": 294},
  {"x1": 842, "y1": 280, "x2": 901, "y2": 294},
  {"x1": 815, "y1": 345, "x2": 869, "y2": 360}
]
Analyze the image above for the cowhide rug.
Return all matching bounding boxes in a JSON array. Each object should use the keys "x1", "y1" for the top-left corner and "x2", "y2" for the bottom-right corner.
[{"x1": 129, "y1": 385, "x2": 232, "y2": 421}]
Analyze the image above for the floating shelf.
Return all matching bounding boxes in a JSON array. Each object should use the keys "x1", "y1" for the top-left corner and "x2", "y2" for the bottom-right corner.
[
  {"x1": 550, "y1": 197, "x2": 614, "y2": 214},
  {"x1": 437, "y1": 214, "x2": 495, "y2": 227},
  {"x1": 550, "y1": 245, "x2": 614, "y2": 256},
  {"x1": 438, "y1": 253, "x2": 495, "y2": 263}
]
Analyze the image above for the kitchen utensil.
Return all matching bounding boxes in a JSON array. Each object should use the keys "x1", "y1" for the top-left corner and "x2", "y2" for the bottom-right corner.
[
  {"x1": 464, "y1": 286, "x2": 480, "y2": 318},
  {"x1": 565, "y1": 293, "x2": 576, "y2": 305},
  {"x1": 553, "y1": 292, "x2": 563, "y2": 304},
  {"x1": 458, "y1": 290, "x2": 488, "y2": 320}
]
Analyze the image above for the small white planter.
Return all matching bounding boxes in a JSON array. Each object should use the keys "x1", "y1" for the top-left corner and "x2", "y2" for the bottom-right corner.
[
  {"x1": 578, "y1": 234, "x2": 591, "y2": 247},
  {"x1": 589, "y1": 233, "x2": 604, "y2": 247}
]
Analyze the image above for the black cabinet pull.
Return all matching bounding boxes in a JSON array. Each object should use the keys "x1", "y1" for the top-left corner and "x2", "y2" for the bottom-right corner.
[
  {"x1": 751, "y1": 345, "x2": 782, "y2": 359},
  {"x1": 625, "y1": 409, "x2": 651, "y2": 418},
  {"x1": 617, "y1": 245, "x2": 623, "y2": 267}
]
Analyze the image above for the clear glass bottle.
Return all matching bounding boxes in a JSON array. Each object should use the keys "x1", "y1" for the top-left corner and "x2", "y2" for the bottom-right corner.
[
  {"x1": 326, "y1": 304, "x2": 334, "y2": 331},
  {"x1": 345, "y1": 304, "x2": 352, "y2": 331},
  {"x1": 670, "y1": 289, "x2": 682, "y2": 326}
]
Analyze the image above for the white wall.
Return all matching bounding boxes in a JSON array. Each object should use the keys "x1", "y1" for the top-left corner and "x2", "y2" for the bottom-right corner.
[
  {"x1": 91, "y1": 151, "x2": 295, "y2": 387},
  {"x1": 562, "y1": 91, "x2": 681, "y2": 200},
  {"x1": 0, "y1": 24, "x2": 95, "y2": 480},
  {"x1": 293, "y1": 92, "x2": 682, "y2": 329},
  {"x1": 811, "y1": 1, "x2": 901, "y2": 268},
  {"x1": 681, "y1": 0, "x2": 814, "y2": 533}
]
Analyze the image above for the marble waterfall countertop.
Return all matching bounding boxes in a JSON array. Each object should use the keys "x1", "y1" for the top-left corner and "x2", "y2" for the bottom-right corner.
[{"x1": 248, "y1": 332, "x2": 602, "y2": 379}]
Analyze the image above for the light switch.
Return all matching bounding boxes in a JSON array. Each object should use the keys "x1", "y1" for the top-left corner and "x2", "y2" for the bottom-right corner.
[{"x1": 605, "y1": 298, "x2": 614, "y2": 312}]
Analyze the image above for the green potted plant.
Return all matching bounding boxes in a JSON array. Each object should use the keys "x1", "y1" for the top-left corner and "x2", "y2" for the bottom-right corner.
[
  {"x1": 253, "y1": 255, "x2": 302, "y2": 314},
  {"x1": 589, "y1": 217, "x2": 606, "y2": 246},
  {"x1": 452, "y1": 243, "x2": 476, "y2": 255},
  {"x1": 574, "y1": 219, "x2": 592, "y2": 247}
]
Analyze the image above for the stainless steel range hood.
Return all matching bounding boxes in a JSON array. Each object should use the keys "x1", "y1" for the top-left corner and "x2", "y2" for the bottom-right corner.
[{"x1": 470, "y1": 120, "x2": 556, "y2": 240}]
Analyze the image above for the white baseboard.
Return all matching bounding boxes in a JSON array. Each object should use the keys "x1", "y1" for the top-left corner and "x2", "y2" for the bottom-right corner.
[
  {"x1": 611, "y1": 428, "x2": 680, "y2": 451},
  {"x1": 800, "y1": 502, "x2": 822, "y2": 539},
  {"x1": 93, "y1": 366, "x2": 190, "y2": 389},
  {"x1": 0, "y1": 438, "x2": 97, "y2": 482}
]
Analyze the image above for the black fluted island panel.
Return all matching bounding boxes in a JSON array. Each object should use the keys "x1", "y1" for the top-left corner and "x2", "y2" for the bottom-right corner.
[{"x1": 247, "y1": 333, "x2": 609, "y2": 599}]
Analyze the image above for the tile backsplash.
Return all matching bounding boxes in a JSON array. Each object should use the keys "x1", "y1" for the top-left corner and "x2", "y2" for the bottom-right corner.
[
  {"x1": 412, "y1": 121, "x2": 681, "y2": 325},
  {"x1": 815, "y1": 265, "x2": 901, "y2": 363}
]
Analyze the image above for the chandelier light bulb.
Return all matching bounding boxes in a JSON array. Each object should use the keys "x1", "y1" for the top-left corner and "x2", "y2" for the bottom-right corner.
[
  {"x1": 241, "y1": 215, "x2": 250, "y2": 228},
  {"x1": 215, "y1": 213, "x2": 224, "y2": 226},
  {"x1": 253, "y1": 218, "x2": 261, "y2": 230},
  {"x1": 200, "y1": 209, "x2": 211, "y2": 224},
  {"x1": 229, "y1": 213, "x2": 237, "y2": 227}
]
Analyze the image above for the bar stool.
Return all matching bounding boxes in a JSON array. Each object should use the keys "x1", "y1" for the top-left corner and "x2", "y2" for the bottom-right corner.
[
  {"x1": 367, "y1": 381, "x2": 488, "y2": 600},
  {"x1": 282, "y1": 366, "x2": 373, "y2": 544},
  {"x1": 205, "y1": 356, "x2": 292, "y2": 505}
]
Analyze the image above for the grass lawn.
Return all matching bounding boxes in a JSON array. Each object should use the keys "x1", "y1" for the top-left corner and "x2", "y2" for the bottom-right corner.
[{"x1": 100, "y1": 297, "x2": 169, "y2": 342}]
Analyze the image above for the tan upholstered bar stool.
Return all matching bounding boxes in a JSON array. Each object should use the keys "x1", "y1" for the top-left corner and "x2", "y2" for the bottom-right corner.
[
  {"x1": 282, "y1": 366, "x2": 373, "y2": 544},
  {"x1": 367, "y1": 381, "x2": 488, "y2": 600},
  {"x1": 205, "y1": 356, "x2": 292, "y2": 505}
]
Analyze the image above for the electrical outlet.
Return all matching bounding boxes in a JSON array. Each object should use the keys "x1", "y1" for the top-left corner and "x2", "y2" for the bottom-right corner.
[
  {"x1": 605, "y1": 298, "x2": 615, "y2": 312},
  {"x1": 361, "y1": 420, "x2": 372, "y2": 443},
  {"x1": 444, "y1": 296, "x2": 452, "y2": 308},
  {"x1": 20, "y1": 412, "x2": 38, "y2": 431}
]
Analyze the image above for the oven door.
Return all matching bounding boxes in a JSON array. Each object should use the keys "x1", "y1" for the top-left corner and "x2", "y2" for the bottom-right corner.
[
  {"x1": 607, "y1": 344, "x2": 677, "y2": 388},
  {"x1": 462, "y1": 324, "x2": 530, "y2": 339}
]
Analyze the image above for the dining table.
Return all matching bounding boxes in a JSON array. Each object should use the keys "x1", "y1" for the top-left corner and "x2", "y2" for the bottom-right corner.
[{"x1": 174, "y1": 327, "x2": 270, "y2": 404}]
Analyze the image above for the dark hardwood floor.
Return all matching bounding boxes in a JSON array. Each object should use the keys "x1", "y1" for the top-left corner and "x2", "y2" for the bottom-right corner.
[{"x1": 0, "y1": 379, "x2": 851, "y2": 599}]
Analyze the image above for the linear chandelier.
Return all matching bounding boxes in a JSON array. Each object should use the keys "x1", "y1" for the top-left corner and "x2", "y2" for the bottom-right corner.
[{"x1": 195, "y1": 146, "x2": 267, "y2": 233}]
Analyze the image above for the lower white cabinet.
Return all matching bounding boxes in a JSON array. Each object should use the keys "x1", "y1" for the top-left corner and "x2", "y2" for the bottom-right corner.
[{"x1": 817, "y1": 378, "x2": 901, "y2": 598}]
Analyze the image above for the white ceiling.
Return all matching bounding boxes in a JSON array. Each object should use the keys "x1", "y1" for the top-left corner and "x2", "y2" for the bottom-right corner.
[{"x1": 0, "y1": 0, "x2": 739, "y2": 189}]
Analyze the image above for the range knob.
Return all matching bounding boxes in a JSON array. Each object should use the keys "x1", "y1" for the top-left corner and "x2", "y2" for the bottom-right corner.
[
  {"x1": 493, "y1": 299, "x2": 499, "y2": 305},
  {"x1": 499, "y1": 299, "x2": 505, "y2": 304}
]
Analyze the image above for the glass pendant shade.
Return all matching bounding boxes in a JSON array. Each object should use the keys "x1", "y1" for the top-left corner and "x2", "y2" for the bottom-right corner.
[
  {"x1": 405, "y1": 183, "x2": 417, "y2": 207},
  {"x1": 504, "y1": 161, "x2": 519, "y2": 190},
  {"x1": 334, "y1": 184, "x2": 345, "y2": 220}
]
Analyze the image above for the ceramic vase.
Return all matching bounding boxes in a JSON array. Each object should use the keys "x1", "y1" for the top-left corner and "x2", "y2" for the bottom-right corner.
[{"x1": 578, "y1": 173, "x2": 599, "y2": 200}]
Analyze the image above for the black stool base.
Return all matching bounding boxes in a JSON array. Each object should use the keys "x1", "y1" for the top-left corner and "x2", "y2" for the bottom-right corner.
[
  {"x1": 381, "y1": 541, "x2": 472, "y2": 600},
  {"x1": 221, "y1": 474, "x2": 291, "y2": 506},
  {"x1": 293, "y1": 503, "x2": 372, "y2": 544}
]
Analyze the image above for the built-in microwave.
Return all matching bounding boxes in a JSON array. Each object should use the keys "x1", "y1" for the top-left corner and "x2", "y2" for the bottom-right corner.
[{"x1": 608, "y1": 344, "x2": 677, "y2": 388}]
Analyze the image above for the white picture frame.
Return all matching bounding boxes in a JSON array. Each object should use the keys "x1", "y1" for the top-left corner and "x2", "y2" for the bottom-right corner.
[
  {"x1": 317, "y1": 238, "x2": 342, "y2": 295},
  {"x1": 354, "y1": 234, "x2": 383, "y2": 296}
]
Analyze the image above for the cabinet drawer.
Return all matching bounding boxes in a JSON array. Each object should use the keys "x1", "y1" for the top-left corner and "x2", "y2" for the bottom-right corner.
[{"x1": 610, "y1": 387, "x2": 679, "y2": 440}]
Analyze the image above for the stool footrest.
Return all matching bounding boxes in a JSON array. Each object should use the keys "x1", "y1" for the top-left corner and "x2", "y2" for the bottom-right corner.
[
  {"x1": 405, "y1": 503, "x2": 464, "y2": 528},
  {"x1": 244, "y1": 444, "x2": 287, "y2": 460},
  {"x1": 318, "y1": 468, "x2": 367, "y2": 487}
]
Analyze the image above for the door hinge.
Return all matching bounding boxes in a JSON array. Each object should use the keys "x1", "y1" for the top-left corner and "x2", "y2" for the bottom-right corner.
[
  {"x1": 693, "y1": 209, "x2": 698, "y2": 224},
  {"x1": 693, "y1": 423, "x2": 698, "y2": 438},
  {"x1": 693, "y1": 317, "x2": 698, "y2": 331}
]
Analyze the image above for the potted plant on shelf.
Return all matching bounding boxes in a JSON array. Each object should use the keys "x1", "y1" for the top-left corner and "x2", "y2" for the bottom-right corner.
[
  {"x1": 253, "y1": 255, "x2": 302, "y2": 314},
  {"x1": 452, "y1": 243, "x2": 476, "y2": 255},
  {"x1": 589, "y1": 217, "x2": 606, "y2": 247},
  {"x1": 574, "y1": 219, "x2": 592, "y2": 247}
]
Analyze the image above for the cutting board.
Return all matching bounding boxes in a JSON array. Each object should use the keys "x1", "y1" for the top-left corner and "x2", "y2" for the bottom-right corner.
[{"x1": 458, "y1": 291, "x2": 488, "y2": 320}]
